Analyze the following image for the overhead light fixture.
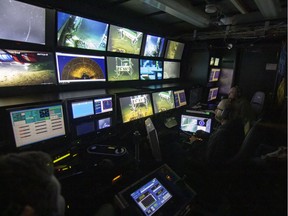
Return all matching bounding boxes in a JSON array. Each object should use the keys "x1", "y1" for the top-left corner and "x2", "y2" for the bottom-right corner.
[
  {"x1": 141, "y1": 0, "x2": 210, "y2": 28},
  {"x1": 230, "y1": 0, "x2": 248, "y2": 14},
  {"x1": 254, "y1": 0, "x2": 281, "y2": 18},
  {"x1": 205, "y1": 4, "x2": 217, "y2": 14}
]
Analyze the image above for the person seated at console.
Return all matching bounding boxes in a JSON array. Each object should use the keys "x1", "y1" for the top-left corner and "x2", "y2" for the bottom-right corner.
[
  {"x1": 228, "y1": 86, "x2": 255, "y2": 134},
  {"x1": 0, "y1": 151, "x2": 115, "y2": 216},
  {"x1": 189, "y1": 99, "x2": 245, "y2": 168}
]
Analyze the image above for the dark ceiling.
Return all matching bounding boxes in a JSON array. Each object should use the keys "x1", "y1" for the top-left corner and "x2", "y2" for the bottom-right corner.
[{"x1": 25, "y1": 0, "x2": 287, "y2": 43}]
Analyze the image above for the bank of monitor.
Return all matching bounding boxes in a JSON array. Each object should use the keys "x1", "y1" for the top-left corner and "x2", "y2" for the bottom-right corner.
[
  {"x1": 208, "y1": 68, "x2": 221, "y2": 82},
  {"x1": 180, "y1": 114, "x2": 212, "y2": 134},
  {"x1": 55, "y1": 52, "x2": 106, "y2": 83},
  {"x1": 119, "y1": 93, "x2": 154, "y2": 123},
  {"x1": 8, "y1": 102, "x2": 66, "y2": 148},
  {"x1": 142, "y1": 34, "x2": 165, "y2": 57},
  {"x1": 0, "y1": 0, "x2": 46, "y2": 45},
  {"x1": 173, "y1": 89, "x2": 187, "y2": 108},
  {"x1": 152, "y1": 90, "x2": 175, "y2": 114},
  {"x1": 207, "y1": 87, "x2": 219, "y2": 102},
  {"x1": 57, "y1": 11, "x2": 109, "y2": 51},
  {"x1": 107, "y1": 24, "x2": 143, "y2": 55},
  {"x1": 0, "y1": 49, "x2": 57, "y2": 87}
]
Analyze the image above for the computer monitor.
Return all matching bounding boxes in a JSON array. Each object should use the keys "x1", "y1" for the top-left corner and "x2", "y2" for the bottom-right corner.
[
  {"x1": 163, "y1": 61, "x2": 180, "y2": 79},
  {"x1": 140, "y1": 59, "x2": 163, "y2": 80},
  {"x1": 107, "y1": 24, "x2": 143, "y2": 55},
  {"x1": 207, "y1": 87, "x2": 219, "y2": 102},
  {"x1": 8, "y1": 102, "x2": 66, "y2": 148},
  {"x1": 208, "y1": 68, "x2": 221, "y2": 82},
  {"x1": 119, "y1": 93, "x2": 154, "y2": 123},
  {"x1": 97, "y1": 117, "x2": 112, "y2": 130},
  {"x1": 0, "y1": 0, "x2": 45, "y2": 45},
  {"x1": 57, "y1": 11, "x2": 109, "y2": 51},
  {"x1": 180, "y1": 114, "x2": 212, "y2": 134},
  {"x1": 71, "y1": 99, "x2": 94, "y2": 119},
  {"x1": 107, "y1": 56, "x2": 139, "y2": 81},
  {"x1": 164, "y1": 40, "x2": 184, "y2": 60},
  {"x1": 152, "y1": 90, "x2": 175, "y2": 114},
  {"x1": 209, "y1": 57, "x2": 220, "y2": 66},
  {"x1": 173, "y1": 89, "x2": 187, "y2": 108},
  {"x1": 0, "y1": 49, "x2": 57, "y2": 87},
  {"x1": 55, "y1": 52, "x2": 106, "y2": 83},
  {"x1": 142, "y1": 34, "x2": 165, "y2": 57},
  {"x1": 94, "y1": 96, "x2": 113, "y2": 114}
]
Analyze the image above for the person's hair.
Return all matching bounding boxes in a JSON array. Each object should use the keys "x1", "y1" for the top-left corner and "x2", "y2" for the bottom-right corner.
[
  {"x1": 219, "y1": 98, "x2": 234, "y2": 120},
  {"x1": 0, "y1": 151, "x2": 59, "y2": 216}
]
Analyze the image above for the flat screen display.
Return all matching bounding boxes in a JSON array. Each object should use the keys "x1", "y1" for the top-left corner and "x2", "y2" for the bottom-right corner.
[
  {"x1": 173, "y1": 89, "x2": 187, "y2": 108},
  {"x1": 152, "y1": 90, "x2": 175, "y2": 114},
  {"x1": 143, "y1": 35, "x2": 165, "y2": 57},
  {"x1": 57, "y1": 11, "x2": 109, "y2": 51},
  {"x1": 140, "y1": 59, "x2": 163, "y2": 80},
  {"x1": 163, "y1": 61, "x2": 180, "y2": 79},
  {"x1": 180, "y1": 114, "x2": 212, "y2": 134},
  {"x1": 130, "y1": 178, "x2": 172, "y2": 216},
  {"x1": 9, "y1": 103, "x2": 66, "y2": 148},
  {"x1": 164, "y1": 40, "x2": 184, "y2": 60},
  {"x1": 207, "y1": 87, "x2": 219, "y2": 101},
  {"x1": 107, "y1": 24, "x2": 143, "y2": 55},
  {"x1": 71, "y1": 99, "x2": 94, "y2": 119},
  {"x1": 97, "y1": 117, "x2": 111, "y2": 130},
  {"x1": 0, "y1": 0, "x2": 45, "y2": 45},
  {"x1": 119, "y1": 94, "x2": 153, "y2": 123},
  {"x1": 210, "y1": 57, "x2": 220, "y2": 66},
  {"x1": 55, "y1": 52, "x2": 106, "y2": 83},
  {"x1": 0, "y1": 49, "x2": 57, "y2": 87},
  {"x1": 208, "y1": 68, "x2": 221, "y2": 82},
  {"x1": 94, "y1": 97, "x2": 113, "y2": 114},
  {"x1": 107, "y1": 57, "x2": 139, "y2": 81}
]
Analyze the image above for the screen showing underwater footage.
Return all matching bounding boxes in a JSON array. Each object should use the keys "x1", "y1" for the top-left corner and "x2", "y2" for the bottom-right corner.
[
  {"x1": 164, "y1": 40, "x2": 184, "y2": 60},
  {"x1": 57, "y1": 11, "x2": 109, "y2": 51},
  {"x1": 152, "y1": 90, "x2": 175, "y2": 114},
  {"x1": 0, "y1": 49, "x2": 56, "y2": 87},
  {"x1": 107, "y1": 56, "x2": 139, "y2": 81},
  {"x1": 55, "y1": 52, "x2": 106, "y2": 83},
  {"x1": 143, "y1": 35, "x2": 165, "y2": 57},
  {"x1": 107, "y1": 25, "x2": 143, "y2": 55},
  {"x1": 119, "y1": 94, "x2": 153, "y2": 123}
]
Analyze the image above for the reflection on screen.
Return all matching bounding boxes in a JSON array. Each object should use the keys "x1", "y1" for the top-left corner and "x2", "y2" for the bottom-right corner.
[
  {"x1": 143, "y1": 35, "x2": 165, "y2": 57},
  {"x1": 71, "y1": 100, "x2": 94, "y2": 119},
  {"x1": 94, "y1": 97, "x2": 113, "y2": 114},
  {"x1": 164, "y1": 40, "x2": 184, "y2": 60},
  {"x1": 107, "y1": 57, "x2": 139, "y2": 81},
  {"x1": 180, "y1": 114, "x2": 212, "y2": 134},
  {"x1": 208, "y1": 87, "x2": 219, "y2": 101},
  {"x1": 208, "y1": 68, "x2": 221, "y2": 82},
  {"x1": 152, "y1": 90, "x2": 175, "y2": 114},
  {"x1": 0, "y1": 49, "x2": 57, "y2": 87},
  {"x1": 130, "y1": 178, "x2": 172, "y2": 216},
  {"x1": 163, "y1": 61, "x2": 180, "y2": 79},
  {"x1": 55, "y1": 52, "x2": 106, "y2": 83},
  {"x1": 0, "y1": 0, "x2": 45, "y2": 44},
  {"x1": 57, "y1": 11, "x2": 108, "y2": 51},
  {"x1": 107, "y1": 24, "x2": 143, "y2": 55},
  {"x1": 140, "y1": 59, "x2": 163, "y2": 80},
  {"x1": 119, "y1": 94, "x2": 153, "y2": 123},
  {"x1": 174, "y1": 90, "x2": 187, "y2": 108},
  {"x1": 10, "y1": 104, "x2": 66, "y2": 148}
]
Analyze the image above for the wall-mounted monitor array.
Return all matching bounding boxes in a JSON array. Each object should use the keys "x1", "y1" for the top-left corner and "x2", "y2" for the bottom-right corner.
[
  {"x1": 8, "y1": 102, "x2": 66, "y2": 148},
  {"x1": 0, "y1": 49, "x2": 57, "y2": 87}
]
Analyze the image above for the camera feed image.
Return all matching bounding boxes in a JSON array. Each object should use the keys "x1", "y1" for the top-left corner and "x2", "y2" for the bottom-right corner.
[
  {"x1": 209, "y1": 68, "x2": 221, "y2": 82},
  {"x1": 143, "y1": 35, "x2": 165, "y2": 57},
  {"x1": 152, "y1": 90, "x2": 175, "y2": 113},
  {"x1": 57, "y1": 12, "x2": 109, "y2": 51},
  {"x1": 0, "y1": 49, "x2": 56, "y2": 87},
  {"x1": 174, "y1": 90, "x2": 187, "y2": 108},
  {"x1": 107, "y1": 57, "x2": 139, "y2": 81},
  {"x1": 98, "y1": 117, "x2": 111, "y2": 130},
  {"x1": 165, "y1": 40, "x2": 184, "y2": 60},
  {"x1": 163, "y1": 61, "x2": 180, "y2": 79},
  {"x1": 107, "y1": 25, "x2": 143, "y2": 55},
  {"x1": 56, "y1": 52, "x2": 106, "y2": 83},
  {"x1": 119, "y1": 94, "x2": 154, "y2": 123},
  {"x1": 140, "y1": 59, "x2": 163, "y2": 80},
  {"x1": 0, "y1": 0, "x2": 45, "y2": 45}
]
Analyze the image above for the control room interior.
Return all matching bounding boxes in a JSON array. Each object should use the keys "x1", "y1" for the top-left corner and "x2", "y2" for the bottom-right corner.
[{"x1": 0, "y1": 0, "x2": 287, "y2": 216}]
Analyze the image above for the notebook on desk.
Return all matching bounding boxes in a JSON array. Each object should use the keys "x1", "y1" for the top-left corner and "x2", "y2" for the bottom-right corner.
[{"x1": 180, "y1": 114, "x2": 213, "y2": 135}]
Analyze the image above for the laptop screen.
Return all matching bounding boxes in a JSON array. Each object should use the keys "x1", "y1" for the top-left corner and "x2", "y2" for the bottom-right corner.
[{"x1": 180, "y1": 114, "x2": 212, "y2": 134}]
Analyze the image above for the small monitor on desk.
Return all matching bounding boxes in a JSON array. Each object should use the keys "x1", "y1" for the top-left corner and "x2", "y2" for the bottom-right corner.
[{"x1": 180, "y1": 114, "x2": 212, "y2": 134}]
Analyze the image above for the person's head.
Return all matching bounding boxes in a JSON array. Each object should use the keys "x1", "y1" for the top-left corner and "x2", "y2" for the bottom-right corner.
[
  {"x1": 0, "y1": 151, "x2": 65, "y2": 216},
  {"x1": 215, "y1": 98, "x2": 233, "y2": 123},
  {"x1": 228, "y1": 86, "x2": 241, "y2": 100}
]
